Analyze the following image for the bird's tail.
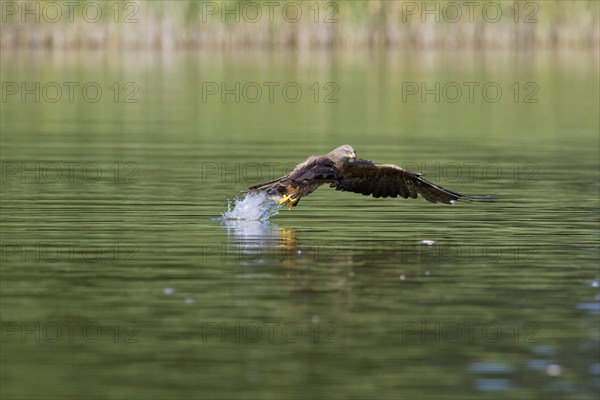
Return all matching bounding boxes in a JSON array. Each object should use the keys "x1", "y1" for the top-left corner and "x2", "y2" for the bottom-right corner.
[
  {"x1": 246, "y1": 176, "x2": 287, "y2": 191},
  {"x1": 245, "y1": 179, "x2": 286, "y2": 197}
]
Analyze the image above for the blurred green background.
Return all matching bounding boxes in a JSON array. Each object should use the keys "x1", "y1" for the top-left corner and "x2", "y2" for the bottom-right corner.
[
  {"x1": 1, "y1": 1, "x2": 599, "y2": 400},
  {"x1": 1, "y1": 0, "x2": 598, "y2": 49}
]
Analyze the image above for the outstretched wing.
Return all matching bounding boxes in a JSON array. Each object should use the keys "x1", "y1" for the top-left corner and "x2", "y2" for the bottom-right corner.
[
  {"x1": 333, "y1": 160, "x2": 493, "y2": 204},
  {"x1": 248, "y1": 156, "x2": 338, "y2": 192}
]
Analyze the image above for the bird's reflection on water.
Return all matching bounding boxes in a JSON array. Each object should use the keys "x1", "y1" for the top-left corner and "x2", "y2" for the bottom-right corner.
[
  {"x1": 220, "y1": 219, "x2": 328, "y2": 266},
  {"x1": 219, "y1": 219, "x2": 542, "y2": 269},
  {"x1": 221, "y1": 219, "x2": 286, "y2": 245},
  {"x1": 217, "y1": 219, "x2": 547, "y2": 297},
  {"x1": 217, "y1": 191, "x2": 351, "y2": 273},
  {"x1": 219, "y1": 219, "x2": 354, "y2": 292}
]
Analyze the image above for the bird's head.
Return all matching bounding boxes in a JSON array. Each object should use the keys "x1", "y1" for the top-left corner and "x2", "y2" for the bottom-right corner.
[{"x1": 329, "y1": 144, "x2": 356, "y2": 164}]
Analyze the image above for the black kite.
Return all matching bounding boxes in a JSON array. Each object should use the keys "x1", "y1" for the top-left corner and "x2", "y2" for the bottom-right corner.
[{"x1": 248, "y1": 145, "x2": 493, "y2": 209}]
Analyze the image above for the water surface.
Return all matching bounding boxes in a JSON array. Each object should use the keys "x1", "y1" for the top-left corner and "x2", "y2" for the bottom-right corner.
[{"x1": 1, "y1": 49, "x2": 599, "y2": 399}]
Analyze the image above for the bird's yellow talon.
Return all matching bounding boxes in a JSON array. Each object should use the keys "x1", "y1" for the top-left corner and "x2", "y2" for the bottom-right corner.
[
  {"x1": 288, "y1": 196, "x2": 298, "y2": 210},
  {"x1": 279, "y1": 194, "x2": 298, "y2": 210},
  {"x1": 278, "y1": 194, "x2": 292, "y2": 205}
]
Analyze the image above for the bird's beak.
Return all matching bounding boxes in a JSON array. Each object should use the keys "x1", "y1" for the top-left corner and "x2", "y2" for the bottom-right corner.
[{"x1": 349, "y1": 152, "x2": 356, "y2": 161}]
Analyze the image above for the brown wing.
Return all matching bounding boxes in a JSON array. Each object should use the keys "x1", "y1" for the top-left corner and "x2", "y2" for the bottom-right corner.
[
  {"x1": 248, "y1": 157, "x2": 337, "y2": 193},
  {"x1": 332, "y1": 160, "x2": 493, "y2": 204}
]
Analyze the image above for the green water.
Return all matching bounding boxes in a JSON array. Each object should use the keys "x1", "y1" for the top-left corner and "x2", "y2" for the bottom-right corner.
[{"x1": 1, "y1": 49, "x2": 599, "y2": 399}]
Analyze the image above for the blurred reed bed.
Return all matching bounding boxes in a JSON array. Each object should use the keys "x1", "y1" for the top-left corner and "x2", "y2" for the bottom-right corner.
[{"x1": 1, "y1": 0, "x2": 598, "y2": 50}]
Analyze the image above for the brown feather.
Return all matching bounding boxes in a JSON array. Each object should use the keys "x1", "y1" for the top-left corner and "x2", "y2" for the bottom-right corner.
[
  {"x1": 247, "y1": 146, "x2": 494, "y2": 207},
  {"x1": 333, "y1": 159, "x2": 493, "y2": 204},
  {"x1": 247, "y1": 156, "x2": 337, "y2": 198}
]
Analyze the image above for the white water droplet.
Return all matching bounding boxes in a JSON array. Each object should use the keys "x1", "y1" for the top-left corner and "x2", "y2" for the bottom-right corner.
[
  {"x1": 399, "y1": 274, "x2": 406, "y2": 280},
  {"x1": 419, "y1": 240, "x2": 436, "y2": 246},
  {"x1": 546, "y1": 364, "x2": 562, "y2": 376},
  {"x1": 163, "y1": 287, "x2": 175, "y2": 296}
]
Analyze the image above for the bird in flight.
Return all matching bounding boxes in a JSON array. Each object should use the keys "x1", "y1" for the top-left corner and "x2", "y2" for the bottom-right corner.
[{"x1": 248, "y1": 144, "x2": 494, "y2": 210}]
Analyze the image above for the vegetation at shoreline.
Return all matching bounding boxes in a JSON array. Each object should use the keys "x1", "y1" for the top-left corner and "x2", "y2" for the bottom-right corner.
[{"x1": 1, "y1": 0, "x2": 598, "y2": 49}]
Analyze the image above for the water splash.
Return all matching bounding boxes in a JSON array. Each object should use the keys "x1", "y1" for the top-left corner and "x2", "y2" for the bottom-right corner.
[{"x1": 220, "y1": 191, "x2": 281, "y2": 221}]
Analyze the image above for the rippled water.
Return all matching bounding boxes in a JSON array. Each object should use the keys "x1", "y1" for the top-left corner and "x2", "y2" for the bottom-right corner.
[{"x1": 1, "y1": 49, "x2": 599, "y2": 399}]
